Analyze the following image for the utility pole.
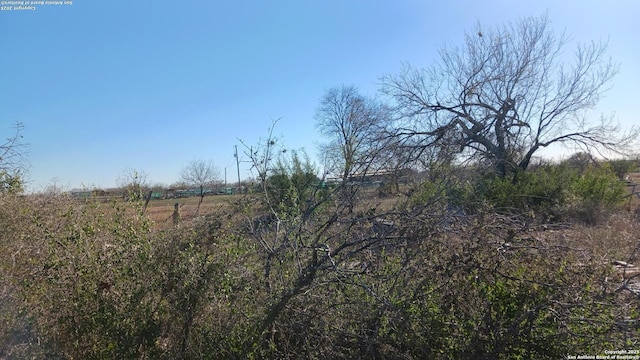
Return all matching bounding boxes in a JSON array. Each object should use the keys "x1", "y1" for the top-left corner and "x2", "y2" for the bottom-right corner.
[
  {"x1": 224, "y1": 167, "x2": 227, "y2": 189},
  {"x1": 234, "y1": 145, "x2": 241, "y2": 191}
]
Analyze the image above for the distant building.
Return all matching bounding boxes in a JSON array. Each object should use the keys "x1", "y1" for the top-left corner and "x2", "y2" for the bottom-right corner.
[{"x1": 70, "y1": 190, "x2": 92, "y2": 199}]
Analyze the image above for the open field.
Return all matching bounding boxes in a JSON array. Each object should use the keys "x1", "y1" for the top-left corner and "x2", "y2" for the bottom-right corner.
[
  {"x1": 143, "y1": 187, "x2": 404, "y2": 226},
  {"x1": 145, "y1": 194, "x2": 237, "y2": 224}
]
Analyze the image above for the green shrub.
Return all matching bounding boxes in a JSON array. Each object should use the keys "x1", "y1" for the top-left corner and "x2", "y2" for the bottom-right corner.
[
  {"x1": 608, "y1": 159, "x2": 637, "y2": 179},
  {"x1": 466, "y1": 164, "x2": 574, "y2": 221},
  {"x1": 264, "y1": 151, "x2": 320, "y2": 217},
  {"x1": 0, "y1": 170, "x2": 23, "y2": 194},
  {"x1": 566, "y1": 164, "x2": 626, "y2": 224},
  {"x1": 0, "y1": 194, "x2": 260, "y2": 358},
  {"x1": 465, "y1": 163, "x2": 625, "y2": 224}
]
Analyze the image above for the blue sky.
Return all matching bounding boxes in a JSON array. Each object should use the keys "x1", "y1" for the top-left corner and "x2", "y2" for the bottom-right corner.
[{"x1": 1, "y1": 1, "x2": 638, "y2": 191}]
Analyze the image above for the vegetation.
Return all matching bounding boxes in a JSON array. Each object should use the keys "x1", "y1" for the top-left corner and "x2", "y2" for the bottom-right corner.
[
  {"x1": 2, "y1": 14, "x2": 640, "y2": 360},
  {"x1": 180, "y1": 159, "x2": 221, "y2": 215},
  {"x1": 381, "y1": 15, "x2": 638, "y2": 179},
  {"x1": 0, "y1": 122, "x2": 26, "y2": 194},
  {"x1": 0, "y1": 170, "x2": 23, "y2": 194},
  {"x1": 315, "y1": 85, "x2": 389, "y2": 181},
  {"x1": 264, "y1": 150, "x2": 319, "y2": 216},
  {"x1": 2, "y1": 155, "x2": 639, "y2": 358},
  {"x1": 117, "y1": 168, "x2": 150, "y2": 201},
  {"x1": 470, "y1": 162, "x2": 627, "y2": 224}
]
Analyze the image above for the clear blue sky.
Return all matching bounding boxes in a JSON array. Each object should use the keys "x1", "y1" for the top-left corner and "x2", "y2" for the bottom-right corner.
[{"x1": 1, "y1": 1, "x2": 638, "y2": 191}]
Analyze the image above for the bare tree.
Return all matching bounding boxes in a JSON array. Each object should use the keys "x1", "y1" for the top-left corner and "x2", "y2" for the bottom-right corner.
[
  {"x1": 180, "y1": 159, "x2": 220, "y2": 214},
  {"x1": 315, "y1": 85, "x2": 392, "y2": 212},
  {"x1": 381, "y1": 15, "x2": 638, "y2": 179},
  {"x1": 315, "y1": 85, "x2": 389, "y2": 181}
]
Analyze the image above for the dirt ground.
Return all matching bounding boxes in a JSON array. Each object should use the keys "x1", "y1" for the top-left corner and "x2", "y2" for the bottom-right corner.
[
  {"x1": 145, "y1": 195, "x2": 235, "y2": 225},
  {"x1": 143, "y1": 189, "x2": 404, "y2": 227}
]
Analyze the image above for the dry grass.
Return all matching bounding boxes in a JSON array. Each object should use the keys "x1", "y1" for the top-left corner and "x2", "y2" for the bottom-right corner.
[{"x1": 145, "y1": 195, "x2": 236, "y2": 225}]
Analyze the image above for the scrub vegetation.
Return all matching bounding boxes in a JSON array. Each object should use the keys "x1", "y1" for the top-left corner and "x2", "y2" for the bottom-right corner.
[{"x1": 2, "y1": 14, "x2": 640, "y2": 359}]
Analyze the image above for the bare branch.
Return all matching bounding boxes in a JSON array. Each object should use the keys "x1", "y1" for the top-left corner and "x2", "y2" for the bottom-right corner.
[
  {"x1": 315, "y1": 85, "x2": 390, "y2": 180},
  {"x1": 0, "y1": 121, "x2": 29, "y2": 175},
  {"x1": 381, "y1": 14, "x2": 637, "y2": 178},
  {"x1": 180, "y1": 159, "x2": 220, "y2": 214}
]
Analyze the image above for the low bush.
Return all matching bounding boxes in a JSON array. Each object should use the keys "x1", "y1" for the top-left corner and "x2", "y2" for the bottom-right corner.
[
  {"x1": 0, "y1": 194, "x2": 259, "y2": 358},
  {"x1": 465, "y1": 163, "x2": 626, "y2": 224}
]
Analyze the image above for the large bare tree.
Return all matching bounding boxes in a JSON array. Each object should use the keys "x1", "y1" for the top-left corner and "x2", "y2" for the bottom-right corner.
[
  {"x1": 315, "y1": 85, "x2": 389, "y2": 181},
  {"x1": 381, "y1": 15, "x2": 638, "y2": 179}
]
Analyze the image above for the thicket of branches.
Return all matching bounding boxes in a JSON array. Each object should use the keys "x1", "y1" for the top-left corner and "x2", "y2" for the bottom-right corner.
[
  {"x1": 2, "y1": 14, "x2": 640, "y2": 359},
  {"x1": 0, "y1": 122, "x2": 27, "y2": 194},
  {"x1": 2, "y1": 127, "x2": 638, "y2": 359},
  {"x1": 380, "y1": 15, "x2": 637, "y2": 179}
]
